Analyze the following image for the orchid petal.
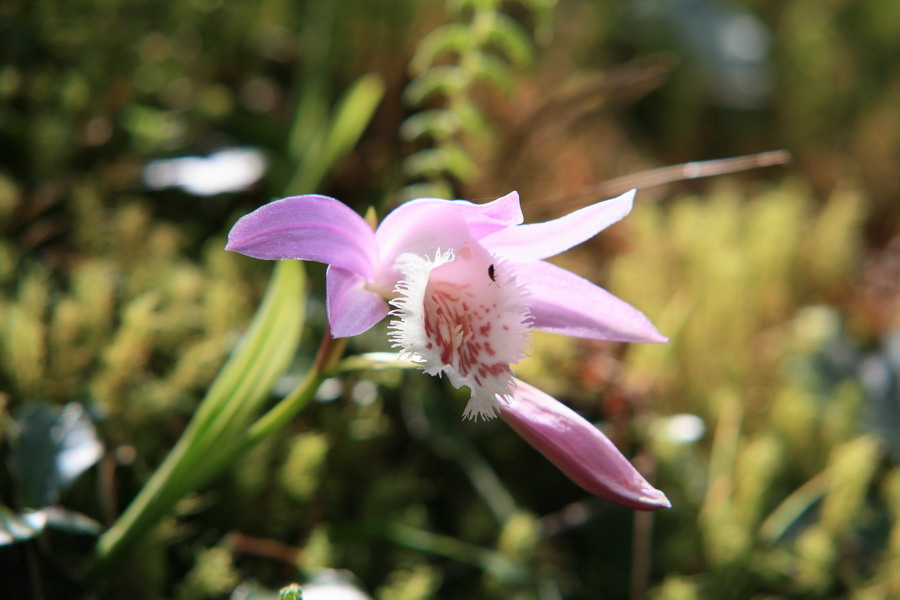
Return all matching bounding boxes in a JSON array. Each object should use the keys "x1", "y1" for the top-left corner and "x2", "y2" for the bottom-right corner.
[
  {"x1": 520, "y1": 260, "x2": 667, "y2": 343},
  {"x1": 226, "y1": 195, "x2": 377, "y2": 279},
  {"x1": 371, "y1": 209, "x2": 474, "y2": 292},
  {"x1": 375, "y1": 192, "x2": 522, "y2": 260},
  {"x1": 500, "y1": 379, "x2": 670, "y2": 511},
  {"x1": 474, "y1": 190, "x2": 524, "y2": 226},
  {"x1": 482, "y1": 190, "x2": 635, "y2": 262},
  {"x1": 326, "y1": 267, "x2": 390, "y2": 338}
]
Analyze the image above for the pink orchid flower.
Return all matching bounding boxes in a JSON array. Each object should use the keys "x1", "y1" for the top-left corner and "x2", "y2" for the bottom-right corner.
[{"x1": 226, "y1": 190, "x2": 670, "y2": 510}]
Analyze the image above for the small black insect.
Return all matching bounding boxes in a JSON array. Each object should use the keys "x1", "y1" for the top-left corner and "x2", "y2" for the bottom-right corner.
[{"x1": 488, "y1": 264, "x2": 497, "y2": 283}]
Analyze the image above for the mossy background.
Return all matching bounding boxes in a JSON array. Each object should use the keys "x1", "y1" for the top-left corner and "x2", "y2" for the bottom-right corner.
[{"x1": 1, "y1": 0, "x2": 899, "y2": 598}]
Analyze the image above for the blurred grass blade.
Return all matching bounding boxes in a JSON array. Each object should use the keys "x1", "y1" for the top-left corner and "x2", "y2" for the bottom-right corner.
[
  {"x1": 186, "y1": 260, "x2": 306, "y2": 449},
  {"x1": 286, "y1": 73, "x2": 385, "y2": 194},
  {"x1": 759, "y1": 471, "x2": 829, "y2": 544},
  {"x1": 287, "y1": 0, "x2": 338, "y2": 159},
  {"x1": 319, "y1": 74, "x2": 386, "y2": 171},
  {"x1": 90, "y1": 260, "x2": 305, "y2": 572},
  {"x1": 336, "y1": 521, "x2": 524, "y2": 583}
]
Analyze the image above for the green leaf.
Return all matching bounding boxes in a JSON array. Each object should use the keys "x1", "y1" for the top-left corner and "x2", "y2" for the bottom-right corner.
[
  {"x1": 287, "y1": 74, "x2": 385, "y2": 194},
  {"x1": 411, "y1": 24, "x2": 476, "y2": 74},
  {"x1": 471, "y1": 53, "x2": 514, "y2": 93},
  {"x1": 404, "y1": 66, "x2": 468, "y2": 107},
  {"x1": 487, "y1": 13, "x2": 535, "y2": 69},
  {"x1": 340, "y1": 522, "x2": 524, "y2": 584},
  {"x1": 399, "y1": 109, "x2": 462, "y2": 142},
  {"x1": 441, "y1": 142, "x2": 480, "y2": 181},
  {"x1": 403, "y1": 142, "x2": 478, "y2": 183},
  {"x1": 185, "y1": 260, "x2": 306, "y2": 450},
  {"x1": 451, "y1": 0, "x2": 502, "y2": 11},
  {"x1": 403, "y1": 148, "x2": 454, "y2": 179},
  {"x1": 287, "y1": 1, "x2": 340, "y2": 161},
  {"x1": 517, "y1": 0, "x2": 558, "y2": 44},
  {"x1": 318, "y1": 74, "x2": 386, "y2": 172},
  {"x1": 90, "y1": 259, "x2": 305, "y2": 572},
  {"x1": 454, "y1": 98, "x2": 493, "y2": 138}
]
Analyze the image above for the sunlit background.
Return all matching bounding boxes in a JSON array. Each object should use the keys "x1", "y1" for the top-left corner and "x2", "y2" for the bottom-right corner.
[{"x1": 1, "y1": 0, "x2": 899, "y2": 598}]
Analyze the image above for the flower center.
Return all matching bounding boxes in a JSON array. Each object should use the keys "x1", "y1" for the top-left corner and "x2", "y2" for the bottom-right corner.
[{"x1": 389, "y1": 243, "x2": 531, "y2": 420}]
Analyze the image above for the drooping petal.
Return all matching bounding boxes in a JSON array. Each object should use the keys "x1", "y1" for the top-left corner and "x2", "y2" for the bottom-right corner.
[
  {"x1": 519, "y1": 260, "x2": 667, "y2": 343},
  {"x1": 326, "y1": 266, "x2": 391, "y2": 337},
  {"x1": 500, "y1": 379, "x2": 670, "y2": 511},
  {"x1": 482, "y1": 190, "x2": 635, "y2": 263},
  {"x1": 226, "y1": 195, "x2": 378, "y2": 279}
]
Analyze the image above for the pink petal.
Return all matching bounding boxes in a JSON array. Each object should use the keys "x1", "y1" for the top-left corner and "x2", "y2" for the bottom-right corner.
[
  {"x1": 520, "y1": 260, "x2": 668, "y2": 343},
  {"x1": 374, "y1": 207, "x2": 473, "y2": 281},
  {"x1": 500, "y1": 379, "x2": 670, "y2": 511},
  {"x1": 474, "y1": 191, "x2": 524, "y2": 226},
  {"x1": 374, "y1": 193, "x2": 523, "y2": 267},
  {"x1": 226, "y1": 195, "x2": 377, "y2": 279},
  {"x1": 482, "y1": 190, "x2": 635, "y2": 263},
  {"x1": 326, "y1": 267, "x2": 390, "y2": 338}
]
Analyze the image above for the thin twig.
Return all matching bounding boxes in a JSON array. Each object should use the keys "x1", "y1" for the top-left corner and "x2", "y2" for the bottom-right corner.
[
  {"x1": 226, "y1": 532, "x2": 301, "y2": 564},
  {"x1": 553, "y1": 150, "x2": 792, "y2": 205}
]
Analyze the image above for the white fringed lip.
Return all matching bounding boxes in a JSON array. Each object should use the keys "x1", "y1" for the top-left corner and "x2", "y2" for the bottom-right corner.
[{"x1": 389, "y1": 243, "x2": 531, "y2": 420}]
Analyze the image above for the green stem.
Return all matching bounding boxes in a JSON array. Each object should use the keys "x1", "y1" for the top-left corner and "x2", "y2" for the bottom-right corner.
[
  {"x1": 86, "y1": 424, "x2": 201, "y2": 577},
  {"x1": 83, "y1": 264, "x2": 348, "y2": 579},
  {"x1": 86, "y1": 331, "x2": 345, "y2": 579},
  {"x1": 332, "y1": 521, "x2": 523, "y2": 583},
  {"x1": 201, "y1": 332, "x2": 348, "y2": 479}
]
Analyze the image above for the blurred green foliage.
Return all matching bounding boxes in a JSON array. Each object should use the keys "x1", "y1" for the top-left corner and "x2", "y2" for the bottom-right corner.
[
  {"x1": 609, "y1": 183, "x2": 898, "y2": 598},
  {"x1": 399, "y1": 0, "x2": 550, "y2": 200},
  {"x1": 1, "y1": 0, "x2": 899, "y2": 598}
]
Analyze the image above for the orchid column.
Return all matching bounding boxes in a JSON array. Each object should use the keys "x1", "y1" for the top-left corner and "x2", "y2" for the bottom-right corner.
[{"x1": 226, "y1": 189, "x2": 670, "y2": 510}]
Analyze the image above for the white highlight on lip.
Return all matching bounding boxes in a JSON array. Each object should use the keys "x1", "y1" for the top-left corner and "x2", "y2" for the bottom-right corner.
[{"x1": 388, "y1": 243, "x2": 531, "y2": 420}]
